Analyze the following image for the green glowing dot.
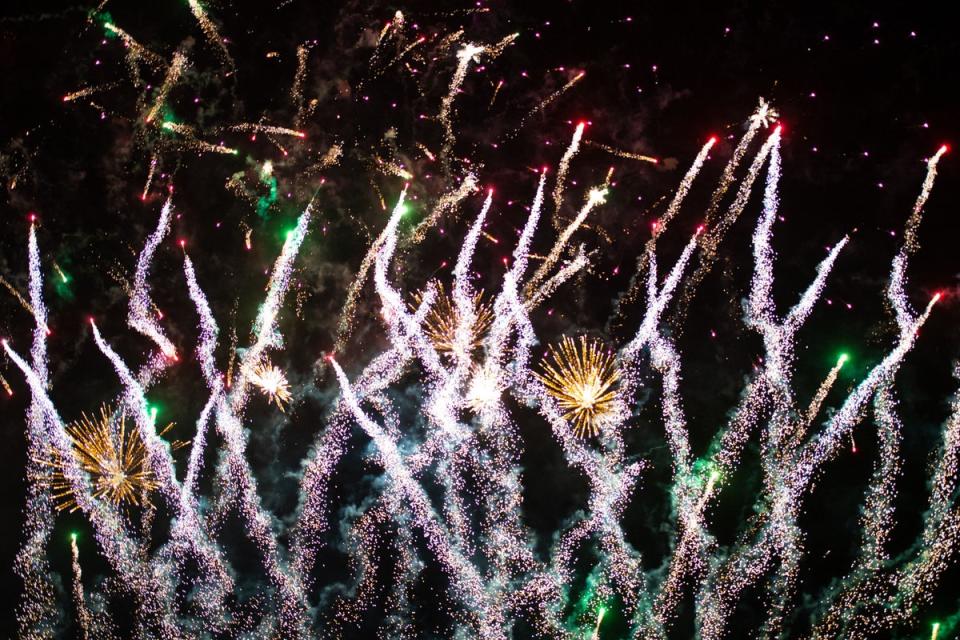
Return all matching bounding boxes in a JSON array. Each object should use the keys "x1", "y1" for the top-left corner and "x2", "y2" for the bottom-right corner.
[
  {"x1": 838, "y1": 353, "x2": 849, "y2": 366},
  {"x1": 70, "y1": 531, "x2": 78, "y2": 543},
  {"x1": 709, "y1": 470, "x2": 720, "y2": 483}
]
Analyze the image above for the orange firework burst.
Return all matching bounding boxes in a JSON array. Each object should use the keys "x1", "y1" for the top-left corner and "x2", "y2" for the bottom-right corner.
[
  {"x1": 411, "y1": 283, "x2": 493, "y2": 357},
  {"x1": 36, "y1": 404, "x2": 181, "y2": 512},
  {"x1": 536, "y1": 336, "x2": 621, "y2": 438}
]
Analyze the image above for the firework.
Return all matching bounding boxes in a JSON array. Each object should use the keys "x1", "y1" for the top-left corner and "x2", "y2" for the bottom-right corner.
[
  {"x1": 1, "y1": 274, "x2": 50, "y2": 335},
  {"x1": 609, "y1": 135, "x2": 716, "y2": 329},
  {"x1": 584, "y1": 140, "x2": 659, "y2": 164},
  {"x1": 505, "y1": 70, "x2": 586, "y2": 140},
  {"x1": 410, "y1": 282, "x2": 493, "y2": 358},
  {"x1": 536, "y1": 336, "x2": 621, "y2": 438},
  {"x1": 62, "y1": 83, "x2": 120, "y2": 103},
  {"x1": 143, "y1": 50, "x2": 187, "y2": 124},
  {"x1": 35, "y1": 405, "x2": 177, "y2": 512},
  {"x1": 186, "y1": 0, "x2": 234, "y2": 70},
  {"x1": 69, "y1": 534, "x2": 96, "y2": 640},
  {"x1": 466, "y1": 361, "x2": 505, "y2": 414},
  {"x1": 439, "y1": 36, "x2": 517, "y2": 169},
  {"x1": 227, "y1": 122, "x2": 307, "y2": 139},
  {"x1": 161, "y1": 121, "x2": 239, "y2": 155},
  {"x1": 551, "y1": 121, "x2": 586, "y2": 229},
  {"x1": 750, "y1": 96, "x2": 779, "y2": 129},
  {"x1": 527, "y1": 184, "x2": 608, "y2": 296},
  {"x1": 247, "y1": 361, "x2": 293, "y2": 410}
]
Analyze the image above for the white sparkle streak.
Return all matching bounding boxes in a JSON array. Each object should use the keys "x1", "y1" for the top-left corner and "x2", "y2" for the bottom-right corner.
[{"x1": 129, "y1": 198, "x2": 177, "y2": 360}]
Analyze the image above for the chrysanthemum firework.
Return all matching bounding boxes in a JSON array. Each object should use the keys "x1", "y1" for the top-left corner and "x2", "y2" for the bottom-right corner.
[
  {"x1": 35, "y1": 404, "x2": 179, "y2": 512},
  {"x1": 536, "y1": 335, "x2": 621, "y2": 438},
  {"x1": 411, "y1": 282, "x2": 493, "y2": 358}
]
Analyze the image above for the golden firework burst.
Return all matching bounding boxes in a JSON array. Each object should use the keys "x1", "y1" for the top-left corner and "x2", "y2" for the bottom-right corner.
[
  {"x1": 36, "y1": 404, "x2": 181, "y2": 512},
  {"x1": 248, "y1": 361, "x2": 293, "y2": 410},
  {"x1": 536, "y1": 336, "x2": 621, "y2": 438},
  {"x1": 410, "y1": 283, "x2": 493, "y2": 357}
]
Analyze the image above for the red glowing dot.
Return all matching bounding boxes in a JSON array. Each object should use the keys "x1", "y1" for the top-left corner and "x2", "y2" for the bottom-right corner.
[
  {"x1": 708, "y1": 135, "x2": 718, "y2": 144},
  {"x1": 775, "y1": 123, "x2": 783, "y2": 134},
  {"x1": 696, "y1": 224, "x2": 705, "y2": 234},
  {"x1": 179, "y1": 239, "x2": 186, "y2": 248},
  {"x1": 28, "y1": 212, "x2": 37, "y2": 223},
  {"x1": 939, "y1": 144, "x2": 950, "y2": 154},
  {"x1": 88, "y1": 317, "x2": 95, "y2": 325},
  {"x1": 933, "y1": 291, "x2": 943, "y2": 302}
]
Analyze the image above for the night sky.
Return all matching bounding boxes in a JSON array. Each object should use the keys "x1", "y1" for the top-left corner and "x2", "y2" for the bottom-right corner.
[{"x1": 2, "y1": 1, "x2": 960, "y2": 638}]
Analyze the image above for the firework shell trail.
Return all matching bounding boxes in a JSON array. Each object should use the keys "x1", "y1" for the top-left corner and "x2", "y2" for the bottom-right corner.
[
  {"x1": 144, "y1": 51, "x2": 187, "y2": 124},
  {"x1": 551, "y1": 122, "x2": 586, "y2": 230},
  {"x1": 609, "y1": 136, "x2": 715, "y2": 330}
]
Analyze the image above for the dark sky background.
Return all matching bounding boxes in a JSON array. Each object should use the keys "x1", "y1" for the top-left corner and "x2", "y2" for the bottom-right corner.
[{"x1": 1, "y1": 1, "x2": 959, "y2": 638}]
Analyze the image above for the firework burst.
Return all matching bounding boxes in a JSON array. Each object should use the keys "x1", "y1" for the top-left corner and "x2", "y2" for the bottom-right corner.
[
  {"x1": 35, "y1": 405, "x2": 178, "y2": 512},
  {"x1": 411, "y1": 282, "x2": 493, "y2": 358},
  {"x1": 536, "y1": 335, "x2": 622, "y2": 437},
  {"x1": 466, "y1": 361, "x2": 505, "y2": 414},
  {"x1": 248, "y1": 361, "x2": 293, "y2": 410}
]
